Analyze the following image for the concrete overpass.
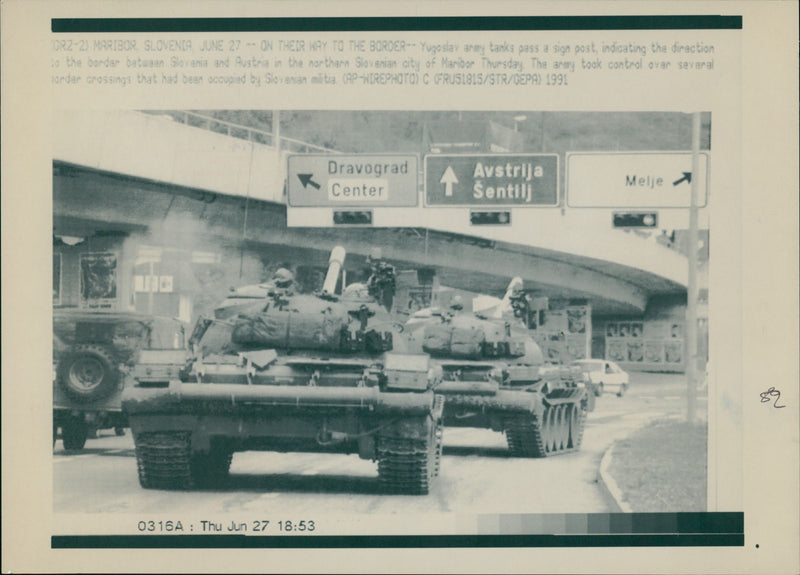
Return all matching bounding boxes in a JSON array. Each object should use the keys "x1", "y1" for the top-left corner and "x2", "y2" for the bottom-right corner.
[{"x1": 53, "y1": 110, "x2": 689, "y2": 316}]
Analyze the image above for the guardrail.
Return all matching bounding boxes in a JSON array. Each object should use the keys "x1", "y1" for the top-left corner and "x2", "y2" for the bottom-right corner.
[{"x1": 141, "y1": 110, "x2": 339, "y2": 154}]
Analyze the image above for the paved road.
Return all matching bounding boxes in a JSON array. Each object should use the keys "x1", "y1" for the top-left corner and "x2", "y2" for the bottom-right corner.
[{"x1": 53, "y1": 373, "x2": 705, "y2": 516}]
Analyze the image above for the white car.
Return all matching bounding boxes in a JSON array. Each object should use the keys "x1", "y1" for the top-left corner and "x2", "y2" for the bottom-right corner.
[{"x1": 571, "y1": 359, "x2": 630, "y2": 397}]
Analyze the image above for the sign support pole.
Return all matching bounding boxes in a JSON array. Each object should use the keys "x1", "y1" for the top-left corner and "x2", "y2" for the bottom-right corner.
[{"x1": 686, "y1": 112, "x2": 701, "y2": 423}]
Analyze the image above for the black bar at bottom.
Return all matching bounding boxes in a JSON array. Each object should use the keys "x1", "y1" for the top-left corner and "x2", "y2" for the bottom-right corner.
[{"x1": 52, "y1": 533, "x2": 745, "y2": 549}]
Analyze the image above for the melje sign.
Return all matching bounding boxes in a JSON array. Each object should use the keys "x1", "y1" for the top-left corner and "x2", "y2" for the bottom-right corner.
[{"x1": 567, "y1": 152, "x2": 709, "y2": 208}]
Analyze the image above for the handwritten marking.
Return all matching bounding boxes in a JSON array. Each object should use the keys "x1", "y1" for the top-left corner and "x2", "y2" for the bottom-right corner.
[{"x1": 759, "y1": 387, "x2": 785, "y2": 408}]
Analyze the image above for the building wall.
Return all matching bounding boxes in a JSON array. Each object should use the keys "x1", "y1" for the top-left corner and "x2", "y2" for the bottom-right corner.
[
  {"x1": 54, "y1": 232, "x2": 340, "y2": 325},
  {"x1": 529, "y1": 301, "x2": 592, "y2": 364},
  {"x1": 54, "y1": 234, "x2": 135, "y2": 311},
  {"x1": 594, "y1": 316, "x2": 686, "y2": 373},
  {"x1": 592, "y1": 292, "x2": 708, "y2": 373}
]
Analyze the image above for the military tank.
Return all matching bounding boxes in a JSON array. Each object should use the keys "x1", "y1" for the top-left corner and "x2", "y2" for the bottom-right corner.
[
  {"x1": 122, "y1": 247, "x2": 443, "y2": 495},
  {"x1": 405, "y1": 278, "x2": 588, "y2": 457}
]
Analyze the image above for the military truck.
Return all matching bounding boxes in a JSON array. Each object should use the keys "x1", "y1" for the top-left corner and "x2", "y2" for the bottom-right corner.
[
  {"x1": 405, "y1": 278, "x2": 588, "y2": 457},
  {"x1": 53, "y1": 309, "x2": 186, "y2": 450},
  {"x1": 122, "y1": 247, "x2": 443, "y2": 495}
]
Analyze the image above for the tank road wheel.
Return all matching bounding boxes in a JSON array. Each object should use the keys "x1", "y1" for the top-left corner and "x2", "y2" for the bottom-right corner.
[
  {"x1": 550, "y1": 405, "x2": 561, "y2": 453},
  {"x1": 544, "y1": 406, "x2": 559, "y2": 454},
  {"x1": 542, "y1": 404, "x2": 569, "y2": 455},
  {"x1": 507, "y1": 402, "x2": 585, "y2": 457},
  {"x1": 552, "y1": 405, "x2": 565, "y2": 453},
  {"x1": 566, "y1": 404, "x2": 577, "y2": 448},
  {"x1": 564, "y1": 404, "x2": 586, "y2": 451},
  {"x1": 62, "y1": 416, "x2": 88, "y2": 451},
  {"x1": 134, "y1": 432, "x2": 193, "y2": 490},
  {"x1": 538, "y1": 407, "x2": 550, "y2": 454},
  {"x1": 554, "y1": 405, "x2": 568, "y2": 452},
  {"x1": 190, "y1": 443, "x2": 234, "y2": 488},
  {"x1": 377, "y1": 431, "x2": 434, "y2": 495},
  {"x1": 539, "y1": 408, "x2": 549, "y2": 454},
  {"x1": 572, "y1": 406, "x2": 587, "y2": 451},
  {"x1": 58, "y1": 345, "x2": 119, "y2": 402}
]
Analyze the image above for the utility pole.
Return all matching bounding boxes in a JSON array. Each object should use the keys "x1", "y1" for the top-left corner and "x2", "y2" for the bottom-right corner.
[{"x1": 686, "y1": 112, "x2": 701, "y2": 423}]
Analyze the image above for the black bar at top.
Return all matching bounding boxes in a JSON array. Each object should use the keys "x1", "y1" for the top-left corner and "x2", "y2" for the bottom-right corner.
[{"x1": 51, "y1": 15, "x2": 742, "y2": 33}]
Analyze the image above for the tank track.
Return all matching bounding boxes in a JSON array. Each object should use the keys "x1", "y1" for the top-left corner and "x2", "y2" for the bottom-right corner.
[
  {"x1": 505, "y1": 403, "x2": 585, "y2": 458},
  {"x1": 432, "y1": 395, "x2": 445, "y2": 478},
  {"x1": 377, "y1": 437, "x2": 431, "y2": 494},
  {"x1": 135, "y1": 432, "x2": 194, "y2": 489},
  {"x1": 377, "y1": 421, "x2": 442, "y2": 495},
  {"x1": 433, "y1": 420, "x2": 444, "y2": 478},
  {"x1": 134, "y1": 432, "x2": 235, "y2": 490}
]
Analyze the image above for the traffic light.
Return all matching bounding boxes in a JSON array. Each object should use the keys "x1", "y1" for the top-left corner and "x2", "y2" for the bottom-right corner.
[
  {"x1": 612, "y1": 212, "x2": 658, "y2": 228},
  {"x1": 470, "y1": 210, "x2": 511, "y2": 225},
  {"x1": 332, "y1": 210, "x2": 373, "y2": 225}
]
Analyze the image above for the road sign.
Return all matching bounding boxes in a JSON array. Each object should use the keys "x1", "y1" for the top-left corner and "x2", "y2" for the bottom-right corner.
[
  {"x1": 287, "y1": 154, "x2": 419, "y2": 207},
  {"x1": 567, "y1": 152, "x2": 709, "y2": 208},
  {"x1": 613, "y1": 211, "x2": 658, "y2": 228},
  {"x1": 424, "y1": 154, "x2": 559, "y2": 206}
]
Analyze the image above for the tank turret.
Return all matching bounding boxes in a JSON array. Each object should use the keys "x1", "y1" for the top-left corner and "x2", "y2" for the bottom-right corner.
[{"x1": 193, "y1": 246, "x2": 394, "y2": 357}]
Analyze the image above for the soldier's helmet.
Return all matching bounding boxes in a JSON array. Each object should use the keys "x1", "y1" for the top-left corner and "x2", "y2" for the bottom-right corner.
[{"x1": 272, "y1": 268, "x2": 294, "y2": 288}]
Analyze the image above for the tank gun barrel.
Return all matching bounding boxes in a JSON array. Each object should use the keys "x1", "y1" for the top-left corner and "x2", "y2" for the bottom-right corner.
[{"x1": 321, "y1": 246, "x2": 346, "y2": 296}]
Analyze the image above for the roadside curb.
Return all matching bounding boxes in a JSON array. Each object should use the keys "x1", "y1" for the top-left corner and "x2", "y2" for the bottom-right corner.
[{"x1": 598, "y1": 441, "x2": 632, "y2": 513}]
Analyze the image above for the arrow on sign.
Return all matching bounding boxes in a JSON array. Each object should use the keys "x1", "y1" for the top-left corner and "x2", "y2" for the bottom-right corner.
[
  {"x1": 672, "y1": 172, "x2": 692, "y2": 186},
  {"x1": 440, "y1": 166, "x2": 458, "y2": 196},
  {"x1": 298, "y1": 173, "x2": 321, "y2": 190}
]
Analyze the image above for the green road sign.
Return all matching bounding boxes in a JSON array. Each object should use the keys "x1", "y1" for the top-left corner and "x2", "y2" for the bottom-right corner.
[{"x1": 424, "y1": 154, "x2": 559, "y2": 206}]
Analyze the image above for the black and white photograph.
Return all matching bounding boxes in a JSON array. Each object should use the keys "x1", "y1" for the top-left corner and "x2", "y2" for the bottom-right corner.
[{"x1": 52, "y1": 109, "x2": 711, "y2": 515}]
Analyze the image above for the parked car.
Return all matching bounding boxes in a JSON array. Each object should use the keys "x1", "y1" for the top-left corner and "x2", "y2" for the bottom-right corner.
[
  {"x1": 570, "y1": 359, "x2": 630, "y2": 397},
  {"x1": 53, "y1": 309, "x2": 186, "y2": 450}
]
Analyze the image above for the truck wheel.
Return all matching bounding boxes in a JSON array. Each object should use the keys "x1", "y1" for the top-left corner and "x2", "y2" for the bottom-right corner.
[
  {"x1": 62, "y1": 416, "x2": 88, "y2": 451},
  {"x1": 617, "y1": 383, "x2": 628, "y2": 397},
  {"x1": 58, "y1": 345, "x2": 119, "y2": 402}
]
